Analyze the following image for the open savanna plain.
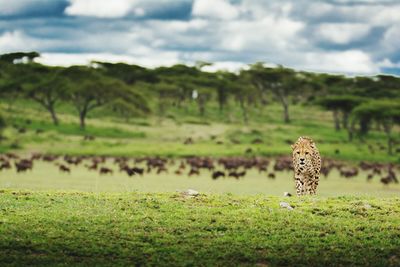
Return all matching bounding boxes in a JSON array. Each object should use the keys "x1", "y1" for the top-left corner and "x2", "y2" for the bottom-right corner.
[{"x1": 0, "y1": 100, "x2": 399, "y2": 266}]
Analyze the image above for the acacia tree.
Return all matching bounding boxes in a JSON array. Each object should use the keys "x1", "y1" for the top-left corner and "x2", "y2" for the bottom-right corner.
[
  {"x1": 0, "y1": 61, "x2": 23, "y2": 111},
  {"x1": 317, "y1": 95, "x2": 364, "y2": 140},
  {"x1": 108, "y1": 88, "x2": 150, "y2": 122},
  {"x1": 63, "y1": 66, "x2": 138, "y2": 129},
  {"x1": 317, "y1": 95, "x2": 364, "y2": 132},
  {"x1": 316, "y1": 97, "x2": 341, "y2": 131},
  {"x1": 246, "y1": 63, "x2": 304, "y2": 123},
  {"x1": 21, "y1": 65, "x2": 66, "y2": 125},
  {"x1": 94, "y1": 62, "x2": 158, "y2": 84},
  {"x1": 352, "y1": 100, "x2": 400, "y2": 155},
  {"x1": 153, "y1": 82, "x2": 179, "y2": 116},
  {"x1": 215, "y1": 71, "x2": 234, "y2": 114},
  {"x1": 0, "y1": 51, "x2": 40, "y2": 63},
  {"x1": 195, "y1": 87, "x2": 213, "y2": 117}
]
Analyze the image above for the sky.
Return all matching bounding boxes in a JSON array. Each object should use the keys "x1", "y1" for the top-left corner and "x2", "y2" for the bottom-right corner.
[{"x1": 0, "y1": 0, "x2": 400, "y2": 75}]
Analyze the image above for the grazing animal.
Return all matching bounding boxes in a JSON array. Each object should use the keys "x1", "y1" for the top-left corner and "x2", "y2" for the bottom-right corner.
[
  {"x1": 0, "y1": 161, "x2": 11, "y2": 170},
  {"x1": 212, "y1": 171, "x2": 225, "y2": 180},
  {"x1": 156, "y1": 166, "x2": 168, "y2": 174},
  {"x1": 257, "y1": 165, "x2": 267, "y2": 173},
  {"x1": 59, "y1": 164, "x2": 70, "y2": 173},
  {"x1": 131, "y1": 167, "x2": 143, "y2": 175},
  {"x1": 188, "y1": 168, "x2": 200, "y2": 176},
  {"x1": 228, "y1": 171, "x2": 240, "y2": 179},
  {"x1": 291, "y1": 136, "x2": 321, "y2": 196},
  {"x1": 15, "y1": 159, "x2": 33, "y2": 172},
  {"x1": 99, "y1": 167, "x2": 113, "y2": 175},
  {"x1": 228, "y1": 171, "x2": 245, "y2": 179},
  {"x1": 267, "y1": 172, "x2": 276, "y2": 179}
]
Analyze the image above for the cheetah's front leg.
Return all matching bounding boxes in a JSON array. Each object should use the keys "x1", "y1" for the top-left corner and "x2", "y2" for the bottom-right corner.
[
  {"x1": 295, "y1": 174, "x2": 306, "y2": 196},
  {"x1": 308, "y1": 175, "x2": 320, "y2": 195}
]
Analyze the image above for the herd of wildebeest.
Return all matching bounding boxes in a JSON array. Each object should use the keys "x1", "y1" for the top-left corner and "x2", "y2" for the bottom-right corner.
[{"x1": 0, "y1": 152, "x2": 398, "y2": 185}]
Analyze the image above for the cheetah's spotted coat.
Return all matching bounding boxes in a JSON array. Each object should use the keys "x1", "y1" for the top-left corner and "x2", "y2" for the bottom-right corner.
[{"x1": 291, "y1": 136, "x2": 321, "y2": 196}]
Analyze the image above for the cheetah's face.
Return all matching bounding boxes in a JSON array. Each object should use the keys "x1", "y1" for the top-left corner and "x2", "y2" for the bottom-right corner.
[{"x1": 292, "y1": 146, "x2": 313, "y2": 167}]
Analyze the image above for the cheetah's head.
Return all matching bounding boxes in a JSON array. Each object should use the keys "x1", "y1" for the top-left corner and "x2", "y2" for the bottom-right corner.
[{"x1": 291, "y1": 139, "x2": 314, "y2": 167}]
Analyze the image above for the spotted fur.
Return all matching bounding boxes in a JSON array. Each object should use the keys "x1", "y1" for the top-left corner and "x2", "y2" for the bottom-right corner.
[{"x1": 291, "y1": 136, "x2": 321, "y2": 196}]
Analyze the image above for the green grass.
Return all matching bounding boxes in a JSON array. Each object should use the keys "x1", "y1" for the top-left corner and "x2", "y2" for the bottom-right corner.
[
  {"x1": 1, "y1": 160, "x2": 399, "y2": 196},
  {"x1": 11, "y1": 117, "x2": 145, "y2": 139},
  {"x1": 1, "y1": 100, "x2": 399, "y2": 162},
  {"x1": 0, "y1": 190, "x2": 399, "y2": 266}
]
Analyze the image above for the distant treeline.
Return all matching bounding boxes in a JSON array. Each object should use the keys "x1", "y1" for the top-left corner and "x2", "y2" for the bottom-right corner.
[{"x1": 0, "y1": 52, "x2": 399, "y2": 154}]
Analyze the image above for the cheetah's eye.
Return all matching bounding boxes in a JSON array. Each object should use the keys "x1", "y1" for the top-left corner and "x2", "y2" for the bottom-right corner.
[
  {"x1": 296, "y1": 151, "x2": 300, "y2": 154},
  {"x1": 305, "y1": 152, "x2": 309, "y2": 155}
]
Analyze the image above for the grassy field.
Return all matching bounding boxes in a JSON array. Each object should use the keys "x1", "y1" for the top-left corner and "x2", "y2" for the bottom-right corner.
[
  {"x1": 0, "y1": 99, "x2": 399, "y2": 266},
  {"x1": 0, "y1": 190, "x2": 399, "y2": 266},
  {"x1": 1, "y1": 100, "x2": 399, "y2": 162},
  {"x1": 0, "y1": 160, "x2": 399, "y2": 197}
]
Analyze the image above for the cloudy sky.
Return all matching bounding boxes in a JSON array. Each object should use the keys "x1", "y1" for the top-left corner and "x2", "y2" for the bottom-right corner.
[{"x1": 0, "y1": 0, "x2": 399, "y2": 75}]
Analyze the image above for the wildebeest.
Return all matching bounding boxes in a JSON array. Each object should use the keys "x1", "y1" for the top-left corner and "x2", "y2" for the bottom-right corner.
[
  {"x1": 99, "y1": 167, "x2": 113, "y2": 175},
  {"x1": 15, "y1": 159, "x2": 33, "y2": 172},
  {"x1": 58, "y1": 164, "x2": 71, "y2": 173},
  {"x1": 212, "y1": 171, "x2": 225, "y2": 180}
]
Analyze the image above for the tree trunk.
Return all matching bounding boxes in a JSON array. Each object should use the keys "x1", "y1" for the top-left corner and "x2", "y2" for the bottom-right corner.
[
  {"x1": 277, "y1": 93, "x2": 290, "y2": 123},
  {"x1": 347, "y1": 119, "x2": 356, "y2": 142},
  {"x1": 342, "y1": 111, "x2": 349, "y2": 129},
  {"x1": 198, "y1": 97, "x2": 206, "y2": 117},
  {"x1": 79, "y1": 111, "x2": 86, "y2": 130},
  {"x1": 49, "y1": 106, "x2": 59, "y2": 126},
  {"x1": 359, "y1": 117, "x2": 370, "y2": 136},
  {"x1": 217, "y1": 91, "x2": 224, "y2": 114},
  {"x1": 283, "y1": 102, "x2": 290, "y2": 123},
  {"x1": 240, "y1": 99, "x2": 248, "y2": 125},
  {"x1": 333, "y1": 109, "x2": 340, "y2": 131}
]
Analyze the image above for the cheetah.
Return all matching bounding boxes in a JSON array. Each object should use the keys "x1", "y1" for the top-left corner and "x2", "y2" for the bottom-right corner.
[{"x1": 291, "y1": 136, "x2": 321, "y2": 196}]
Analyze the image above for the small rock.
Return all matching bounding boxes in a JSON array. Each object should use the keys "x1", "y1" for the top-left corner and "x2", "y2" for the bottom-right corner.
[
  {"x1": 182, "y1": 189, "x2": 199, "y2": 197},
  {"x1": 364, "y1": 203, "x2": 372, "y2": 209},
  {"x1": 280, "y1": 202, "x2": 294, "y2": 210},
  {"x1": 283, "y1": 192, "x2": 292, "y2": 197}
]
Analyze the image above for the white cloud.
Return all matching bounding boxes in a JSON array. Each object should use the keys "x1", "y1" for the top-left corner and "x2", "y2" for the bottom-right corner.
[
  {"x1": 316, "y1": 23, "x2": 371, "y2": 45},
  {"x1": 0, "y1": 30, "x2": 38, "y2": 52},
  {"x1": 371, "y1": 5, "x2": 400, "y2": 25},
  {"x1": 377, "y1": 58, "x2": 400, "y2": 68},
  {"x1": 303, "y1": 2, "x2": 333, "y2": 19},
  {"x1": 301, "y1": 50, "x2": 378, "y2": 74},
  {"x1": 201, "y1": 61, "x2": 245, "y2": 73},
  {"x1": 192, "y1": 0, "x2": 239, "y2": 20},
  {"x1": 35, "y1": 52, "x2": 251, "y2": 74},
  {"x1": 240, "y1": 0, "x2": 293, "y2": 19},
  {"x1": 220, "y1": 16, "x2": 304, "y2": 52},
  {"x1": 65, "y1": 0, "x2": 139, "y2": 18},
  {"x1": 157, "y1": 19, "x2": 208, "y2": 32},
  {"x1": 36, "y1": 51, "x2": 180, "y2": 68},
  {"x1": 0, "y1": 1, "x2": 28, "y2": 16},
  {"x1": 382, "y1": 25, "x2": 400, "y2": 53},
  {"x1": 1, "y1": 0, "x2": 398, "y2": 75}
]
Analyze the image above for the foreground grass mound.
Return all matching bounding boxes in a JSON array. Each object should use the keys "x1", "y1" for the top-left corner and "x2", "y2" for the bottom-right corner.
[{"x1": 0, "y1": 190, "x2": 399, "y2": 266}]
